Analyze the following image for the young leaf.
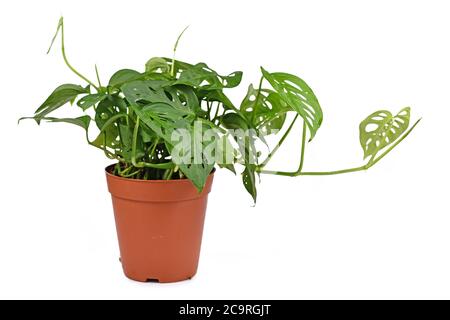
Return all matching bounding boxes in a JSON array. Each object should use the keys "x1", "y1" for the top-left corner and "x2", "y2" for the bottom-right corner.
[
  {"x1": 359, "y1": 107, "x2": 411, "y2": 159},
  {"x1": 33, "y1": 84, "x2": 89, "y2": 122},
  {"x1": 261, "y1": 68, "x2": 322, "y2": 140},
  {"x1": 145, "y1": 57, "x2": 170, "y2": 74}
]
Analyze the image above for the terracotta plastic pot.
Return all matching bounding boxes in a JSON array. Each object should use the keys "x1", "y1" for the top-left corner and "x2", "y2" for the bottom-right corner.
[{"x1": 105, "y1": 165, "x2": 214, "y2": 283}]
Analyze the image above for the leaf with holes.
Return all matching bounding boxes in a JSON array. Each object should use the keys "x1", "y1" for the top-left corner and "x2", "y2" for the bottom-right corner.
[
  {"x1": 173, "y1": 61, "x2": 243, "y2": 90},
  {"x1": 93, "y1": 98, "x2": 125, "y2": 148},
  {"x1": 359, "y1": 107, "x2": 411, "y2": 159},
  {"x1": 240, "y1": 85, "x2": 288, "y2": 135},
  {"x1": 261, "y1": 68, "x2": 322, "y2": 140},
  {"x1": 20, "y1": 17, "x2": 421, "y2": 202},
  {"x1": 167, "y1": 121, "x2": 217, "y2": 191},
  {"x1": 121, "y1": 80, "x2": 196, "y2": 116}
]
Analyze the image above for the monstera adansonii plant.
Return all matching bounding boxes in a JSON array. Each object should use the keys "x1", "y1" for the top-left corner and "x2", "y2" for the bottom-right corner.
[{"x1": 21, "y1": 18, "x2": 421, "y2": 203}]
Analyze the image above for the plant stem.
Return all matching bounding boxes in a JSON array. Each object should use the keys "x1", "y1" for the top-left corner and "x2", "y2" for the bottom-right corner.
[
  {"x1": 260, "y1": 114, "x2": 299, "y2": 167},
  {"x1": 57, "y1": 19, "x2": 99, "y2": 91},
  {"x1": 131, "y1": 118, "x2": 174, "y2": 169},
  {"x1": 149, "y1": 138, "x2": 160, "y2": 160},
  {"x1": 251, "y1": 76, "x2": 264, "y2": 123},
  {"x1": 95, "y1": 64, "x2": 102, "y2": 88},
  {"x1": 367, "y1": 118, "x2": 422, "y2": 167},
  {"x1": 163, "y1": 168, "x2": 174, "y2": 180},
  {"x1": 297, "y1": 119, "x2": 307, "y2": 173},
  {"x1": 131, "y1": 117, "x2": 141, "y2": 167},
  {"x1": 171, "y1": 26, "x2": 189, "y2": 77},
  {"x1": 212, "y1": 101, "x2": 220, "y2": 121},
  {"x1": 258, "y1": 118, "x2": 421, "y2": 177}
]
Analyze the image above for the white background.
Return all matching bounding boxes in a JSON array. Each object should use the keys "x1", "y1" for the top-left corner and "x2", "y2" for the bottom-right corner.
[{"x1": 0, "y1": 0, "x2": 449, "y2": 299}]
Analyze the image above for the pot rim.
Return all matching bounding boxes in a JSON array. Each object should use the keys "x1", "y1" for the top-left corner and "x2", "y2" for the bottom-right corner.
[{"x1": 105, "y1": 164, "x2": 215, "y2": 184}]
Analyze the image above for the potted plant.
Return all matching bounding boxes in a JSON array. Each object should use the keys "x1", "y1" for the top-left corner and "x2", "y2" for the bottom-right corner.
[{"x1": 20, "y1": 18, "x2": 421, "y2": 283}]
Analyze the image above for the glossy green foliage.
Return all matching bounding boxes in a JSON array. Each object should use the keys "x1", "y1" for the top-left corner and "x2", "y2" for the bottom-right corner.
[
  {"x1": 20, "y1": 18, "x2": 420, "y2": 203},
  {"x1": 261, "y1": 68, "x2": 322, "y2": 140},
  {"x1": 33, "y1": 84, "x2": 89, "y2": 122},
  {"x1": 359, "y1": 107, "x2": 410, "y2": 159}
]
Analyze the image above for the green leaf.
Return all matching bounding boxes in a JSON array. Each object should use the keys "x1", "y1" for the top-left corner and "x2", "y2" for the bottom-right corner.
[
  {"x1": 240, "y1": 85, "x2": 287, "y2": 135},
  {"x1": 124, "y1": 82, "x2": 215, "y2": 191},
  {"x1": 34, "y1": 84, "x2": 89, "y2": 122},
  {"x1": 20, "y1": 115, "x2": 91, "y2": 131},
  {"x1": 242, "y1": 165, "x2": 257, "y2": 203},
  {"x1": 165, "y1": 85, "x2": 201, "y2": 113},
  {"x1": 121, "y1": 80, "x2": 196, "y2": 115},
  {"x1": 93, "y1": 98, "x2": 124, "y2": 147},
  {"x1": 216, "y1": 135, "x2": 236, "y2": 174},
  {"x1": 199, "y1": 89, "x2": 236, "y2": 111},
  {"x1": 169, "y1": 60, "x2": 243, "y2": 90},
  {"x1": 41, "y1": 116, "x2": 91, "y2": 130},
  {"x1": 359, "y1": 107, "x2": 411, "y2": 159},
  {"x1": 261, "y1": 68, "x2": 322, "y2": 140},
  {"x1": 220, "y1": 113, "x2": 249, "y2": 130},
  {"x1": 77, "y1": 93, "x2": 107, "y2": 111},
  {"x1": 145, "y1": 57, "x2": 170, "y2": 73},
  {"x1": 172, "y1": 121, "x2": 217, "y2": 191},
  {"x1": 118, "y1": 123, "x2": 144, "y2": 161},
  {"x1": 108, "y1": 69, "x2": 142, "y2": 88},
  {"x1": 140, "y1": 124, "x2": 156, "y2": 143}
]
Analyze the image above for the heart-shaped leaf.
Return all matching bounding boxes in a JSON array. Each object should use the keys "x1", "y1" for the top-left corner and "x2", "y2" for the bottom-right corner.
[
  {"x1": 359, "y1": 107, "x2": 411, "y2": 159},
  {"x1": 261, "y1": 68, "x2": 322, "y2": 140}
]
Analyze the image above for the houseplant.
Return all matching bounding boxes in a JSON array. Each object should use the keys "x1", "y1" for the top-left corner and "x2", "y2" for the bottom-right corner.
[{"x1": 20, "y1": 18, "x2": 421, "y2": 282}]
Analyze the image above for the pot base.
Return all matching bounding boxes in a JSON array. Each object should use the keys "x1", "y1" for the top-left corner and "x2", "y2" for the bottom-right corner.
[{"x1": 121, "y1": 264, "x2": 196, "y2": 283}]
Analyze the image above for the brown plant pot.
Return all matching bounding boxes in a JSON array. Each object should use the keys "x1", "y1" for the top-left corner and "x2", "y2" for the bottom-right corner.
[{"x1": 105, "y1": 165, "x2": 214, "y2": 283}]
